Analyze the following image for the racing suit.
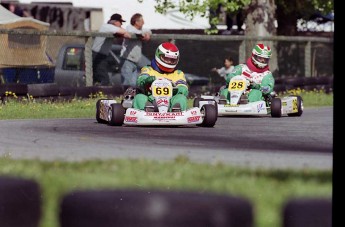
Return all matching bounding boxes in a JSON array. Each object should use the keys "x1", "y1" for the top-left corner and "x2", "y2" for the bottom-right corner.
[
  {"x1": 133, "y1": 59, "x2": 189, "y2": 111},
  {"x1": 219, "y1": 57, "x2": 275, "y2": 102}
]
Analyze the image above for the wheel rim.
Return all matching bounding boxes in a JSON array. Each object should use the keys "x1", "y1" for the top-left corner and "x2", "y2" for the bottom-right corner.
[{"x1": 108, "y1": 108, "x2": 112, "y2": 122}]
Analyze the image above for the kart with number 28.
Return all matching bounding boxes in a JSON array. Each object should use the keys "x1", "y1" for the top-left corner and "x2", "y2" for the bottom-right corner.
[{"x1": 193, "y1": 74, "x2": 303, "y2": 118}]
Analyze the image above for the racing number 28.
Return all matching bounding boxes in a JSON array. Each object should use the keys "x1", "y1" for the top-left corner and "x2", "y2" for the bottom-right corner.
[{"x1": 230, "y1": 81, "x2": 245, "y2": 90}]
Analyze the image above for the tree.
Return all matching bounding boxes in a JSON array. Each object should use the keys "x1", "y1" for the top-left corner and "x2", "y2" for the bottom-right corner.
[
  {"x1": 138, "y1": 0, "x2": 333, "y2": 35},
  {"x1": 138, "y1": 0, "x2": 333, "y2": 76}
]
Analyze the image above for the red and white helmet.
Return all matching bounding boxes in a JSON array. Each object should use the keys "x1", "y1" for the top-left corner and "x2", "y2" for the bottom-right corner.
[
  {"x1": 251, "y1": 43, "x2": 272, "y2": 69},
  {"x1": 155, "y1": 42, "x2": 180, "y2": 72}
]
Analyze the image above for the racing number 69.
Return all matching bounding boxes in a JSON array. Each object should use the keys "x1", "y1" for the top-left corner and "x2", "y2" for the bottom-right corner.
[{"x1": 155, "y1": 87, "x2": 170, "y2": 95}]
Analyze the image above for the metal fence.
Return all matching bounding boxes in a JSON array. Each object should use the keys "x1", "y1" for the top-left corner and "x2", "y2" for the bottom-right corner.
[{"x1": 0, "y1": 29, "x2": 333, "y2": 92}]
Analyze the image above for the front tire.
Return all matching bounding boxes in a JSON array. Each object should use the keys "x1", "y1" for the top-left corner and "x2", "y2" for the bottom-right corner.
[
  {"x1": 108, "y1": 103, "x2": 125, "y2": 126},
  {"x1": 270, "y1": 98, "x2": 282, "y2": 118},
  {"x1": 198, "y1": 104, "x2": 217, "y2": 127},
  {"x1": 287, "y1": 95, "x2": 303, "y2": 117}
]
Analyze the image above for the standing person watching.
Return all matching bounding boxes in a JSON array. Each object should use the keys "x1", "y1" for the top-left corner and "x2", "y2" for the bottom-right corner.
[
  {"x1": 92, "y1": 13, "x2": 131, "y2": 85},
  {"x1": 120, "y1": 13, "x2": 152, "y2": 89}
]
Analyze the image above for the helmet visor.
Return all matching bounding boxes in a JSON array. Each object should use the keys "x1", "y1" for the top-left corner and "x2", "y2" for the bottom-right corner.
[
  {"x1": 160, "y1": 54, "x2": 178, "y2": 65},
  {"x1": 253, "y1": 55, "x2": 269, "y2": 65}
]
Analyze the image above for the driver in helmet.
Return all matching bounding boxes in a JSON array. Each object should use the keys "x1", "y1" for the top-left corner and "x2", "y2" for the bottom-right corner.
[
  {"x1": 219, "y1": 43, "x2": 275, "y2": 102},
  {"x1": 132, "y1": 42, "x2": 189, "y2": 112}
]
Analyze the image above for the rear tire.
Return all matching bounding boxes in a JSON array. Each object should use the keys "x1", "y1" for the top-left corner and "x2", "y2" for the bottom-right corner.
[
  {"x1": 194, "y1": 97, "x2": 218, "y2": 116},
  {"x1": 270, "y1": 98, "x2": 282, "y2": 118},
  {"x1": 287, "y1": 95, "x2": 303, "y2": 117},
  {"x1": 96, "y1": 99, "x2": 109, "y2": 124},
  {"x1": 198, "y1": 104, "x2": 217, "y2": 127},
  {"x1": 193, "y1": 97, "x2": 203, "y2": 107},
  {"x1": 108, "y1": 103, "x2": 125, "y2": 126}
]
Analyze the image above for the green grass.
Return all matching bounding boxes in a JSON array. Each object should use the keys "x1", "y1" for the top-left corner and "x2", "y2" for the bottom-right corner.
[
  {"x1": 0, "y1": 89, "x2": 333, "y2": 227},
  {"x1": 0, "y1": 89, "x2": 334, "y2": 119},
  {"x1": 0, "y1": 157, "x2": 332, "y2": 227}
]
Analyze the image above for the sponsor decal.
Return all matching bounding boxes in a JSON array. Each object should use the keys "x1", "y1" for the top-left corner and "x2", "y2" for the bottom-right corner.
[
  {"x1": 224, "y1": 104, "x2": 239, "y2": 107},
  {"x1": 124, "y1": 116, "x2": 137, "y2": 123},
  {"x1": 256, "y1": 103, "x2": 265, "y2": 112},
  {"x1": 225, "y1": 109, "x2": 238, "y2": 112},
  {"x1": 130, "y1": 110, "x2": 137, "y2": 115},
  {"x1": 188, "y1": 116, "x2": 201, "y2": 123},
  {"x1": 156, "y1": 98, "x2": 169, "y2": 106},
  {"x1": 146, "y1": 112, "x2": 183, "y2": 117},
  {"x1": 282, "y1": 102, "x2": 287, "y2": 106},
  {"x1": 191, "y1": 110, "x2": 197, "y2": 115}
]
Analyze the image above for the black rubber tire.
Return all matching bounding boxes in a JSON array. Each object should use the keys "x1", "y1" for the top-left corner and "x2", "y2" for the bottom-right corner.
[
  {"x1": 59, "y1": 189, "x2": 253, "y2": 227},
  {"x1": 108, "y1": 103, "x2": 125, "y2": 126},
  {"x1": 283, "y1": 197, "x2": 332, "y2": 227},
  {"x1": 193, "y1": 97, "x2": 203, "y2": 107},
  {"x1": 95, "y1": 99, "x2": 109, "y2": 124},
  {"x1": 198, "y1": 104, "x2": 218, "y2": 127},
  {"x1": 287, "y1": 95, "x2": 303, "y2": 117},
  {"x1": 270, "y1": 97, "x2": 282, "y2": 118},
  {"x1": 0, "y1": 176, "x2": 41, "y2": 227}
]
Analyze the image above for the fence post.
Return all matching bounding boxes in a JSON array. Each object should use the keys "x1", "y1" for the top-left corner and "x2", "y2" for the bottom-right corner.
[
  {"x1": 239, "y1": 41, "x2": 246, "y2": 64},
  {"x1": 304, "y1": 41, "x2": 311, "y2": 77},
  {"x1": 85, "y1": 36, "x2": 93, "y2": 86}
]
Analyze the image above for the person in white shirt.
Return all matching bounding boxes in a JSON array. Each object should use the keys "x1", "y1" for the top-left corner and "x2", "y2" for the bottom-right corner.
[
  {"x1": 120, "y1": 13, "x2": 152, "y2": 89},
  {"x1": 211, "y1": 56, "x2": 235, "y2": 79},
  {"x1": 92, "y1": 13, "x2": 131, "y2": 85}
]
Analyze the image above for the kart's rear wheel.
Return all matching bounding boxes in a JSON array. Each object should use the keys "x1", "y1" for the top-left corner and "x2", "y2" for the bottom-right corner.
[
  {"x1": 96, "y1": 99, "x2": 109, "y2": 124},
  {"x1": 270, "y1": 98, "x2": 282, "y2": 118},
  {"x1": 287, "y1": 95, "x2": 303, "y2": 117},
  {"x1": 194, "y1": 98, "x2": 218, "y2": 116},
  {"x1": 108, "y1": 103, "x2": 125, "y2": 126},
  {"x1": 193, "y1": 97, "x2": 203, "y2": 107},
  {"x1": 198, "y1": 104, "x2": 217, "y2": 127}
]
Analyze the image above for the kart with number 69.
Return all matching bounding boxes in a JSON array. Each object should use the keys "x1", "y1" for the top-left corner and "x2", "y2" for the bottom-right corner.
[{"x1": 96, "y1": 77, "x2": 218, "y2": 127}]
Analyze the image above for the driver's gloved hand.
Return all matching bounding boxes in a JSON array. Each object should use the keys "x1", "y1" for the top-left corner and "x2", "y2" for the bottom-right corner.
[
  {"x1": 144, "y1": 76, "x2": 156, "y2": 85},
  {"x1": 250, "y1": 82, "x2": 261, "y2": 90},
  {"x1": 260, "y1": 86, "x2": 270, "y2": 94}
]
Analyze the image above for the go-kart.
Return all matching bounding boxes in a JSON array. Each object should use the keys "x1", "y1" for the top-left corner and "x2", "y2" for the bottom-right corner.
[
  {"x1": 193, "y1": 75, "x2": 303, "y2": 118},
  {"x1": 96, "y1": 78, "x2": 218, "y2": 127}
]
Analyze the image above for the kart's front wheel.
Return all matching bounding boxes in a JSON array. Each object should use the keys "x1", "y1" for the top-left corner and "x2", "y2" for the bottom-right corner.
[
  {"x1": 198, "y1": 104, "x2": 217, "y2": 127},
  {"x1": 270, "y1": 98, "x2": 282, "y2": 118},
  {"x1": 287, "y1": 95, "x2": 303, "y2": 117},
  {"x1": 108, "y1": 103, "x2": 125, "y2": 126}
]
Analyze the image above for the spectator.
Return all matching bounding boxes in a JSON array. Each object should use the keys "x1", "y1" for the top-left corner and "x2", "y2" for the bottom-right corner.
[
  {"x1": 91, "y1": 13, "x2": 131, "y2": 85},
  {"x1": 120, "y1": 13, "x2": 152, "y2": 89},
  {"x1": 221, "y1": 9, "x2": 244, "y2": 35},
  {"x1": 211, "y1": 56, "x2": 235, "y2": 80}
]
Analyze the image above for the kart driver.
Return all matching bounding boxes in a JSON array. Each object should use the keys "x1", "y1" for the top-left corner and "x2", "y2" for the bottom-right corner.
[
  {"x1": 219, "y1": 43, "x2": 275, "y2": 102},
  {"x1": 132, "y1": 42, "x2": 189, "y2": 112}
]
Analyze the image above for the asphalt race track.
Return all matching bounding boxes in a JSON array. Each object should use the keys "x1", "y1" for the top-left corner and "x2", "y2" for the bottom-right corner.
[{"x1": 0, "y1": 107, "x2": 332, "y2": 170}]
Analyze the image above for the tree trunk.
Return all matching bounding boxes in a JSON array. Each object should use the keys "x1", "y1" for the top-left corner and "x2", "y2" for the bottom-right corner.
[{"x1": 243, "y1": 0, "x2": 278, "y2": 76}]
